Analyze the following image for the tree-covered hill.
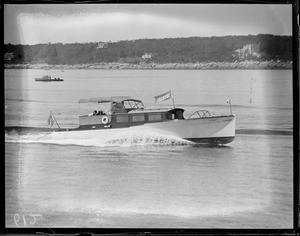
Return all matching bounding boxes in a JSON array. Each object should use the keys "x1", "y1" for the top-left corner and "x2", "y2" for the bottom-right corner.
[{"x1": 4, "y1": 34, "x2": 292, "y2": 65}]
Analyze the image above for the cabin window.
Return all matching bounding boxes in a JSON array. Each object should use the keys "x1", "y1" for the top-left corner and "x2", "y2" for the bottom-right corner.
[
  {"x1": 116, "y1": 115, "x2": 129, "y2": 123},
  {"x1": 148, "y1": 114, "x2": 162, "y2": 121},
  {"x1": 132, "y1": 115, "x2": 145, "y2": 122},
  {"x1": 165, "y1": 113, "x2": 171, "y2": 120}
]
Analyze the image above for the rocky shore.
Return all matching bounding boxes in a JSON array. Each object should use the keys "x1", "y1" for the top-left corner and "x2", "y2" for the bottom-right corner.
[{"x1": 4, "y1": 60, "x2": 293, "y2": 70}]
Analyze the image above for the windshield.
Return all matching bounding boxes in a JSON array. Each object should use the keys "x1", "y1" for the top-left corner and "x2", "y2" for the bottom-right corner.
[{"x1": 123, "y1": 100, "x2": 144, "y2": 110}]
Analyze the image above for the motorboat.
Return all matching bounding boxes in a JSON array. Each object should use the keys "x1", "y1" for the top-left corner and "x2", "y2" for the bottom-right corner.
[
  {"x1": 35, "y1": 75, "x2": 64, "y2": 82},
  {"x1": 48, "y1": 95, "x2": 236, "y2": 145}
]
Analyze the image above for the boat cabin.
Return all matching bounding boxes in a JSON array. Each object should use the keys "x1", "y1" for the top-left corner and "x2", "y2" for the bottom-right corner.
[{"x1": 76, "y1": 96, "x2": 185, "y2": 130}]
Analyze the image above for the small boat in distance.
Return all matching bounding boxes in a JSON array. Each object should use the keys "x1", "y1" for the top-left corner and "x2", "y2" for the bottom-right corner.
[
  {"x1": 48, "y1": 93, "x2": 236, "y2": 145},
  {"x1": 35, "y1": 75, "x2": 64, "y2": 82}
]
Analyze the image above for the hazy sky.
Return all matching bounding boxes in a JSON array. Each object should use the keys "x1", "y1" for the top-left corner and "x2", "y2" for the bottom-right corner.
[{"x1": 4, "y1": 4, "x2": 292, "y2": 45}]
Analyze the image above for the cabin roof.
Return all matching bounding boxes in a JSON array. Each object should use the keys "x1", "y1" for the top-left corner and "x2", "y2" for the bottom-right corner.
[
  {"x1": 78, "y1": 96, "x2": 139, "y2": 104},
  {"x1": 129, "y1": 108, "x2": 185, "y2": 114}
]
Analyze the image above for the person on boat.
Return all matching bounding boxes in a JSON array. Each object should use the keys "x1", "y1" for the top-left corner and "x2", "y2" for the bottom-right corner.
[
  {"x1": 111, "y1": 102, "x2": 127, "y2": 114},
  {"x1": 96, "y1": 110, "x2": 104, "y2": 115},
  {"x1": 88, "y1": 110, "x2": 97, "y2": 116}
]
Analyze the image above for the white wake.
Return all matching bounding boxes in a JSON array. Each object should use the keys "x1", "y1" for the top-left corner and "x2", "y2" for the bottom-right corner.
[{"x1": 5, "y1": 129, "x2": 193, "y2": 147}]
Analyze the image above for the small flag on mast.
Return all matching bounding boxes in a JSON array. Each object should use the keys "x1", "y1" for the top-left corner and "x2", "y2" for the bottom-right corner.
[
  {"x1": 155, "y1": 90, "x2": 172, "y2": 103},
  {"x1": 47, "y1": 113, "x2": 55, "y2": 128}
]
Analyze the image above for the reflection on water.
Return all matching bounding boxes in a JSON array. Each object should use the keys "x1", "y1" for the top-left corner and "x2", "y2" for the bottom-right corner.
[{"x1": 5, "y1": 133, "x2": 293, "y2": 228}]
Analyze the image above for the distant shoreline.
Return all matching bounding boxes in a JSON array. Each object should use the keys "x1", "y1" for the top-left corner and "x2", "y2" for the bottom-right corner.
[{"x1": 4, "y1": 60, "x2": 293, "y2": 70}]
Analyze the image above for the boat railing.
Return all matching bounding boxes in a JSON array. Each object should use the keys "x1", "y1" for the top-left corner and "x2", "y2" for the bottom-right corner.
[{"x1": 188, "y1": 110, "x2": 211, "y2": 119}]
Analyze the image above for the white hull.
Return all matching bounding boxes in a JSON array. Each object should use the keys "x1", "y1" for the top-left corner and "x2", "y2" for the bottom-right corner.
[{"x1": 50, "y1": 115, "x2": 236, "y2": 145}]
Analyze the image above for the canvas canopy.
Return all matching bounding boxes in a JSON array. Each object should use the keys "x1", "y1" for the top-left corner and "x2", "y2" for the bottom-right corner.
[{"x1": 78, "y1": 96, "x2": 132, "y2": 104}]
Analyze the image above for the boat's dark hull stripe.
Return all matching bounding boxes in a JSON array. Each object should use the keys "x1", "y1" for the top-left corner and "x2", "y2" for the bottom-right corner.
[{"x1": 185, "y1": 136, "x2": 235, "y2": 144}]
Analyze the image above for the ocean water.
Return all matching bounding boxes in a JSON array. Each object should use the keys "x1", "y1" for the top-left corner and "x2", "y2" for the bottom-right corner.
[{"x1": 5, "y1": 69, "x2": 293, "y2": 228}]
